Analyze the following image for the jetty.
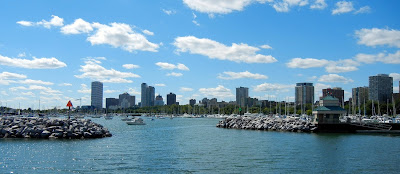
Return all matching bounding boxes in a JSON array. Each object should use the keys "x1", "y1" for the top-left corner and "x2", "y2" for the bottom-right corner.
[{"x1": 0, "y1": 117, "x2": 112, "y2": 139}]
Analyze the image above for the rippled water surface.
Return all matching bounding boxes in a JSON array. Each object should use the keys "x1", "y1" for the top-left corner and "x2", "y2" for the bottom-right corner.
[{"x1": 1, "y1": 117, "x2": 400, "y2": 173}]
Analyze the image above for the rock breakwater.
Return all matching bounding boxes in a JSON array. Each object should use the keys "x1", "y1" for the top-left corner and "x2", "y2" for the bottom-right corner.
[
  {"x1": 0, "y1": 117, "x2": 112, "y2": 139},
  {"x1": 216, "y1": 116, "x2": 317, "y2": 132}
]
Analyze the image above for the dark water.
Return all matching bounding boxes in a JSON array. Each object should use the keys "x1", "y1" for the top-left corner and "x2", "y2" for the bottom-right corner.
[{"x1": 1, "y1": 117, "x2": 400, "y2": 173}]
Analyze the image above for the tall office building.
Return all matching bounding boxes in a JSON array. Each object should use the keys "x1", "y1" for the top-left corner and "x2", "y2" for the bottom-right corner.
[
  {"x1": 295, "y1": 82, "x2": 314, "y2": 106},
  {"x1": 141, "y1": 83, "x2": 155, "y2": 107},
  {"x1": 167, "y1": 92, "x2": 177, "y2": 105},
  {"x1": 106, "y1": 98, "x2": 119, "y2": 110},
  {"x1": 236, "y1": 87, "x2": 249, "y2": 107},
  {"x1": 369, "y1": 74, "x2": 393, "y2": 102},
  {"x1": 322, "y1": 87, "x2": 344, "y2": 104},
  {"x1": 155, "y1": 95, "x2": 164, "y2": 106},
  {"x1": 189, "y1": 99, "x2": 196, "y2": 106},
  {"x1": 352, "y1": 87, "x2": 369, "y2": 109},
  {"x1": 91, "y1": 81, "x2": 103, "y2": 109},
  {"x1": 119, "y1": 92, "x2": 135, "y2": 109}
]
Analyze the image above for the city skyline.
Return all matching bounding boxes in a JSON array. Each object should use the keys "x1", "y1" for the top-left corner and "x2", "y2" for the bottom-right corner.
[{"x1": 0, "y1": 1, "x2": 399, "y2": 109}]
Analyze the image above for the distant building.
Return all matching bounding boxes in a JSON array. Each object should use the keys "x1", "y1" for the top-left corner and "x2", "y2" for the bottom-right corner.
[
  {"x1": 322, "y1": 87, "x2": 344, "y2": 105},
  {"x1": 369, "y1": 74, "x2": 393, "y2": 102},
  {"x1": 295, "y1": 82, "x2": 314, "y2": 106},
  {"x1": 246, "y1": 97, "x2": 259, "y2": 107},
  {"x1": 167, "y1": 92, "x2": 176, "y2": 105},
  {"x1": 155, "y1": 94, "x2": 164, "y2": 106},
  {"x1": 91, "y1": 81, "x2": 103, "y2": 109},
  {"x1": 352, "y1": 87, "x2": 369, "y2": 112},
  {"x1": 119, "y1": 92, "x2": 135, "y2": 109},
  {"x1": 106, "y1": 98, "x2": 119, "y2": 110},
  {"x1": 236, "y1": 87, "x2": 249, "y2": 107},
  {"x1": 141, "y1": 83, "x2": 155, "y2": 107},
  {"x1": 189, "y1": 99, "x2": 196, "y2": 106}
]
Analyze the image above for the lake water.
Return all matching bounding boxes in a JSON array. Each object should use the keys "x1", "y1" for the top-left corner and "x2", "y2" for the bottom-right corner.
[{"x1": 1, "y1": 117, "x2": 400, "y2": 173}]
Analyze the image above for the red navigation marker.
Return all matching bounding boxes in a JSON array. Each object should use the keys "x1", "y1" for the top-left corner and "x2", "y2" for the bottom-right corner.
[{"x1": 67, "y1": 100, "x2": 73, "y2": 108}]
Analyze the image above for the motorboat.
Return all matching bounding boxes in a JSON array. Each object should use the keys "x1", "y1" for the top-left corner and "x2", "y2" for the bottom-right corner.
[{"x1": 126, "y1": 117, "x2": 146, "y2": 125}]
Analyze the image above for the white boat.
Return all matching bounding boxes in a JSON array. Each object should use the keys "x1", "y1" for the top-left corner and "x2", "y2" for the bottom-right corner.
[
  {"x1": 126, "y1": 117, "x2": 146, "y2": 125},
  {"x1": 121, "y1": 116, "x2": 132, "y2": 121}
]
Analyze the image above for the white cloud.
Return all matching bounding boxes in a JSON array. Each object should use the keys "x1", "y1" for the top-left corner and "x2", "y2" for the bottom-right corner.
[
  {"x1": 332, "y1": 1, "x2": 354, "y2": 15},
  {"x1": 310, "y1": 0, "x2": 327, "y2": 10},
  {"x1": 0, "y1": 54, "x2": 66, "y2": 69},
  {"x1": 60, "y1": 18, "x2": 93, "y2": 34},
  {"x1": 17, "y1": 15, "x2": 64, "y2": 28},
  {"x1": 18, "y1": 52, "x2": 26, "y2": 58},
  {"x1": 192, "y1": 20, "x2": 200, "y2": 26},
  {"x1": 174, "y1": 36, "x2": 277, "y2": 63},
  {"x1": 59, "y1": 83, "x2": 72, "y2": 86},
  {"x1": 318, "y1": 74, "x2": 354, "y2": 84},
  {"x1": 199, "y1": 85, "x2": 234, "y2": 98},
  {"x1": 105, "y1": 89, "x2": 119, "y2": 94},
  {"x1": 155, "y1": 84, "x2": 166, "y2": 87},
  {"x1": 325, "y1": 59, "x2": 359, "y2": 73},
  {"x1": 166, "y1": 72, "x2": 183, "y2": 77},
  {"x1": 354, "y1": 6, "x2": 371, "y2": 14},
  {"x1": 271, "y1": 0, "x2": 308, "y2": 12},
  {"x1": 355, "y1": 28, "x2": 400, "y2": 48},
  {"x1": 314, "y1": 83, "x2": 331, "y2": 98},
  {"x1": 142, "y1": 29, "x2": 154, "y2": 36},
  {"x1": 78, "y1": 84, "x2": 91, "y2": 94},
  {"x1": 18, "y1": 79, "x2": 54, "y2": 85},
  {"x1": 394, "y1": 87, "x2": 399, "y2": 93},
  {"x1": 128, "y1": 88, "x2": 141, "y2": 95},
  {"x1": 75, "y1": 58, "x2": 140, "y2": 83},
  {"x1": 10, "y1": 85, "x2": 61, "y2": 95},
  {"x1": 122, "y1": 64, "x2": 140, "y2": 69},
  {"x1": 0, "y1": 72, "x2": 27, "y2": 79},
  {"x1": 155, "y1": 62, "x2": 189, "y2": 71},
  {"x1": 180, "y1": 87, "x2": 194, "y2": 92},
  {"x1": 260, "y1": 44, "x2": 272, "y2": 49},
  {"x1": 355, "y1": 50, "x2": 400, "y2": 64},
  {"x1": 389, "y1": 73, "x2": 400, "y2": 81},
  {"x1": 21, "y1": 92, "x2": 35, "y2": 96},
  {"x1": 254, "y1": 83, "x2": 293, "y2": 92},
  {"x1": 183, "y1": 0, "x2": 253, "y2": 14},
  {"x1": 88, "y1": 22, "x2": 159, "y2": 52},
  {"x1": 162, "y1": 9, "x2": 176, "y2": 15},
  {"x1": 218, "y1": 71, "x2": 268, "y2": 80},
  {"x1": 286, "y1": 58, "x2": 329, "y2": 68}
]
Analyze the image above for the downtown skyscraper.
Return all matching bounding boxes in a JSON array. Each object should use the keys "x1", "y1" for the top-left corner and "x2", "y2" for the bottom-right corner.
[
  {"x1": 369, "y1": 74, "x2": 393, "y2": 103},
  {"x1": 236, "y1": 87, "x2": 249, "y2": 108},
  {"x1": 91, "y1": 81, "x2": 103, "y2": 110},
  {"x1": 141, "y1": 83, "x2": 155, "y2": 107}
]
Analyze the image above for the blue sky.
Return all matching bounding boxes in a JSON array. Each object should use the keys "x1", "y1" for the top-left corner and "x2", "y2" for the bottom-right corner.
[{"x1": 0, "y1": 0, "x2": 399, "y2": 109}]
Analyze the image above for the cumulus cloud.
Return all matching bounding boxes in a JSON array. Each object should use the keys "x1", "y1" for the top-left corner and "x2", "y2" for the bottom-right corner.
[
  {"x1": 218, "y1": 71, "x2": 268, "y2": 80},
  {"x1": 104, "y1": 89, "x2": 119, "y2": 94},
  {"x1": 0, "y1": 54, "x2": 66, "y2": 69},
  {"x1": 18, "y1": 79, "x2": 54, "y2": 85},
  {"x1": 355, "y1": 28, "x2": 400, "y2": 48},
  {"x1": 260, "y1": 44, "x2": 272, "y2": 49},
  {"x1": 354, "y1": 6, "x2": 371, "y2": 14},
  {"x1": 128, "y1": 88, "x2": 141, "y2": 95},
  {"x1": 180, "y1": 87, "x2": 194, "y2": 92},
  {"x1": 310, "y1": 0, "x2": 327, "y2": 10},
  {"x1": 271, "y1": 0, "x2": 308, "y2": 12},
  {"x1": 75, "y1": 57, "x2": 140, "y2": 83},
  {"x1": 78, "y1": 84, "x2": 91, "y2": 94},
  {"x1": 174, "y1": 36, "x2": 277, "y2": 63},
  {"x1": 59, "y1": 83, "x2": 72, "y2": 86},
  {"x1": 10, "y1": 85, "x2": 61, "y2": 95},
  {"x1": 162, "y1": 9, "x2": 176, "y2": 15},
  {"x1": 286, "y1": 58, "x2": 329, "y2": 68},
  {"x1": 166, "y1": 72, "x2": 183, "y2": 77},
  {"x1": 155, "y1": 84, "x2": 166, "y2": 87},
  {"x1": 325, "y1": 59, "x2": 360, "y2": 73},
  {"x1": 355, "y1": 51, "x2": 400, "y2": 64},
  {"x1": 155, "y1": 62, "x2": 189, "y2": 71},
  {"x1": 0, "y1": 72, "x2": 27, "y2": 85},
  {"x1": 183, "y1": 0, "x2": 253, "y2": 14},
  {"x1": 61, "y1": 18, "x2": 93, "y2": 34},
  {"x1": 88, "y1": 22, "x2": 159, "y2": 52},
  {"x1": 254, "y1": 83, "x2": 293, "y2": 92},
  {"x1": 142, "y1": 29, "x2": 154, "y2": 36},
  {"x1": 332, "y1": 1, "x2": 354, "y2": 15},
  {"x1": 122, "y1": 64, "x2": 140, "y2": 69},
  {"x1": 199, "y1": 85, "x2": 234, "y2": 98},
  {"x1": 318, "y1": 74, "x2": 354, "y2": 84},
  {"x1": 17, "y1": 15, "x2": 64, "y2": 28}
]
